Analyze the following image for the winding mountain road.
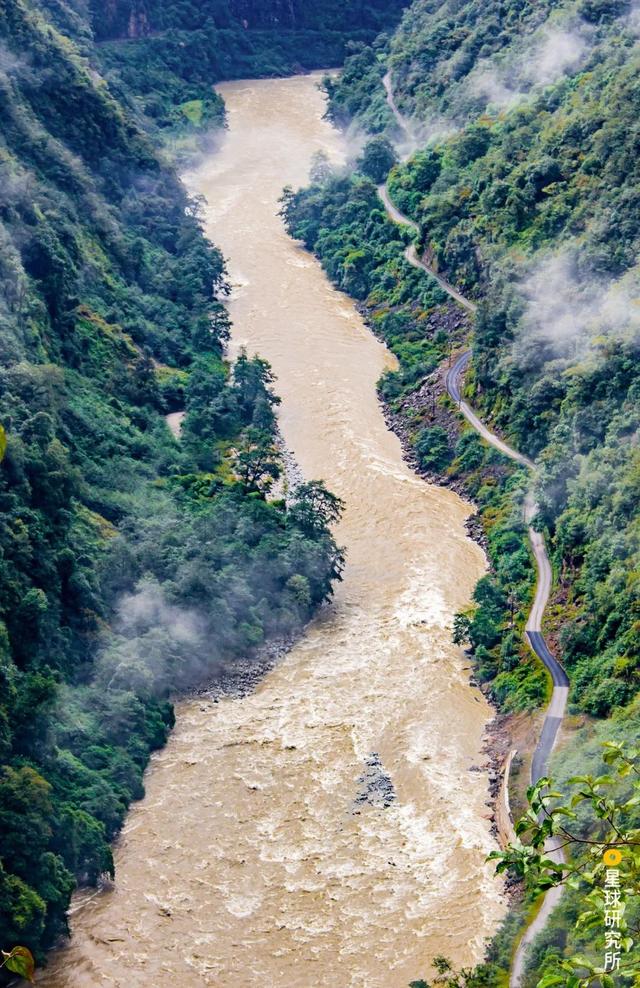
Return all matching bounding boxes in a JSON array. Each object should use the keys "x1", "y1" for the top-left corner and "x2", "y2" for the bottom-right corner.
[
  {"x1": 445, "y1": 351, "x2": 570, "y2": 783},
  {"x1": 380, "y1": 71, "x2": 570, "y2": 986},
  {"x1": 377, "y1": 184, "x2": 477, "y2": 313},
  {"x1": 382, "y1": 71, "x2": 405, "y2": 135}
]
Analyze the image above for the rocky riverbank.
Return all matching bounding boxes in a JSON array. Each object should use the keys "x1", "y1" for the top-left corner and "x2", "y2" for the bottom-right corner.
[{"x1": 351, "y1": 298, "x2": 524, "y2": 856}]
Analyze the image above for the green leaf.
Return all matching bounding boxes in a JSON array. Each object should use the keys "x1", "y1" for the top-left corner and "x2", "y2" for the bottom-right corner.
[
  {"x1": 569, "y1": 955, "x2": 595, "y2": 973},
  {"x1": 592, "y1": 774, "x2": 615, "y2": 787},
  {"x1": 569, "y1": 792, "x2": 588, "y2": 807},
  {"x1": 537, "y1": 876, "x2": 559, "y2": 890},
  {"x1": 551, "y1": 806, "x2": 577, "y2": 818},
  {"x1": 603, "y1": 748, "x2": 621, "y2": 765},
  {"x1": 575, "y1": 911, "x2": 601, "y2": 931},
  {"x1": 3, "y1": 946, "x2": 35, "y2": 982}
]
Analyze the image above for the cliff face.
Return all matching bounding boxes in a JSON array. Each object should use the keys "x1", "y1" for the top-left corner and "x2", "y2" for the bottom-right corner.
[
  {"x1": 228, "y1": 0, "x2": 301, "y2": 29},
  {"x1": 89, "y1": 0, "x2": 407, "y2": 43},
  {"x1": 90, "y1": 0, "x2": 149, "y2": 39}
]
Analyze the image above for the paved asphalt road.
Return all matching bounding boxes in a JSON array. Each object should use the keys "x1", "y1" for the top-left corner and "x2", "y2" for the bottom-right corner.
[{"x1": 445, "y1": 352, "x2": 570, "y2": 772}]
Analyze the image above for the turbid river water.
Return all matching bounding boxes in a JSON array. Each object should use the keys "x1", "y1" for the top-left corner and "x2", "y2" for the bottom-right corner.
[{"x1": 38, "y1": 73, "x2": 504, "y2": 988}]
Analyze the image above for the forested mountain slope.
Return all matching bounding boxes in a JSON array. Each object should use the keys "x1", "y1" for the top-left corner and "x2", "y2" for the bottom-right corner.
[
  {"x1": 91, "y1": 0, "x2": 406, "y2": 42},
  {"x1": 43, "y1": 0, "x2": 408, "y2": 151},
  {"x1": 284, "y1": 0, "x2": 640, "y2": 981},
  {"x1": 304, "y1": 0, "x2": 640, "y2": 719},
  {"x1": 0, "y1": 0, "x2": 344, "y2": 965},
  {"x1": 327, "y1": 0, "x2": 635, "y2": 132}
]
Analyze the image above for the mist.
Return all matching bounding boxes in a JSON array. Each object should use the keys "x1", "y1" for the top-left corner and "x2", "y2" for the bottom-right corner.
[
  {"x1": 467, "y1": 18, "x2": 592, "y2": 113},
  {"x1": 512, "y1": 248, "x2": 640, "y2": 372},
  {"x1": 528, "y1": 24, "x2": 589, "y2": 86},
  {"x1": 626, "y1": 0, "x2": 640, "y2": 33},
  {"x1": 96, "y1": 578, "x2": 210, "y2": 697},
  {"x1": 0, "y1": 42, "x2": 25, "y2": 78}
]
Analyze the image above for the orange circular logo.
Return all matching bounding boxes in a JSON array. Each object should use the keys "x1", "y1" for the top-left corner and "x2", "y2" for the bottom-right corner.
[{"x1": 603, "y1": 849, "x2": 622, "y2": 867}]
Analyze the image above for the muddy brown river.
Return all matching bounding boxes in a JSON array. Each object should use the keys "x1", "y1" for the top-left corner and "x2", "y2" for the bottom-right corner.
[{"x1": 38, "y1": 74, "x2": 504, "y2": 987}]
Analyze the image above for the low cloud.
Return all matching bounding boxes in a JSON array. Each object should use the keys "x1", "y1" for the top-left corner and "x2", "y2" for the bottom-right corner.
[
  {"x1": 0, "y1": 43, "x2": 27, "y2": 79},
  {"x1": 513, "y1": 249, "x2": 640, "y2": 371},
  {"x1": 469, "y1": 21, "x2": 591, "y2": 112},
  {"x1": 471, "y1": 65, "x2": 522, "y2": 112},
  {"x1": 115, "y1": 580, "x2": 205, "y2": 645},
  {"x1": 97, "y1": 578, "x2": 211, "y2": 696},
  {"x1": 529, "y1": 26, "x2": 588, "y2": 86},
  {"x1": 626, "y1": 0, "x2": 640, "y2": 33}
]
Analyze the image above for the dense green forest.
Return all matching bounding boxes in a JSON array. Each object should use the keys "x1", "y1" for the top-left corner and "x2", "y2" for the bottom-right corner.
[
  {"x1": 284, "y1": 0, "x2": 640, "y2": 983},
  {"x1": 0, "y1": 0, "x2": 354, "y2": 967},
  {"x1": 42, "y1": 0, "x2": 408, "y2": 156}
]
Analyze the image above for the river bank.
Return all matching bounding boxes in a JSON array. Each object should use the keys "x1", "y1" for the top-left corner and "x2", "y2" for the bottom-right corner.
[{"x1": 350, "y1": 293, "x2": 519, "y2": 850}]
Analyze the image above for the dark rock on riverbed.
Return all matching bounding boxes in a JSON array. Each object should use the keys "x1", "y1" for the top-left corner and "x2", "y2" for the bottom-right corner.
[{"x1": 353, "y1": 752, "x2": 396, "y2": 810}]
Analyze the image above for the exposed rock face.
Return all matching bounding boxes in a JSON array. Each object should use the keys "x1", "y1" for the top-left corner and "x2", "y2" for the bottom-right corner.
[
  {"x1": 91, "y1": 0, "x2": 404, "y2": 41},
  {"x1": 94, "y1": 0, "x2": 291, "y2": 39},
  {"x1": 229, "y1": 0, "x2": 298, "y2": 28},
  {"x1": 127, "y1": 5, "x2": 150, "y2": 38},
  {"x1": 92, "y1": 0, "x2": 149, "y2": 40}
]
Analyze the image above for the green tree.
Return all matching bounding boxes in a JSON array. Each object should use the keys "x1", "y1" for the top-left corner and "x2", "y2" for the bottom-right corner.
[
  {"x1": 415, "y1": 426, "x2": 452, "y2": 471},
  {"x1": 288, "y1": 481, "x2": 345, "y2": 537},
  {"x1": 310, "y1": 150, "x2": 334, "y2": 184},
  {"x1": 359, "y1": 136, "x2": 399, "y2": 184},
  {"x1": 492, "y1": 741, "x2": 640, "y2": 986},
  {"x1": 233, "y1": 428, "x2": 282, "y2": 493},
  {"x1": 408, "y1": 955, "x2": 496, "y2": 986},
  {"x1": 452, "y1": 611, "x2": 472, "y2": 646}
]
